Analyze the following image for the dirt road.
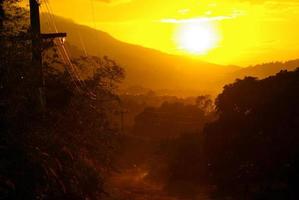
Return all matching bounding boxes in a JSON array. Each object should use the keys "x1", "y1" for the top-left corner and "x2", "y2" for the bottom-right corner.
[{"x1": 105, "y1": 167, "x2": 210, "y2": 200}]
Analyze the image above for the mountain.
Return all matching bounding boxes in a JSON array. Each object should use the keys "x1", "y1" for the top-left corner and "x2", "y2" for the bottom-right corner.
[
  {"x1": 231, "y1": 59, "x2": 299, "y2": 79},
  {"x1": 42, "y1": 15, "x2": 299, "y2": 96},
  {"x1": 41, "y1": 15, "x2": 239, "y2": 96}
]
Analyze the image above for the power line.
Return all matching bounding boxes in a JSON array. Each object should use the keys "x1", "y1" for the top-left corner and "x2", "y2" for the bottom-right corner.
[
  {"x1": 41, "y1": 1, "x2": 82, "y2": 92},
  {"x1": 78, "y1": 32, "x2": 88, "y2": 57},
  {"x1": 89, "y1": 0, "x2": 97, "y2": 29},
  {"x1": 42, "y1": 0, "x2": 125, "y2": 132},
  {"x1": 43, "y1": 0, "x2": 88, "y2": 92},
  {"x1": 44, "y1": 1, "x2": 122, "y2": 109}
]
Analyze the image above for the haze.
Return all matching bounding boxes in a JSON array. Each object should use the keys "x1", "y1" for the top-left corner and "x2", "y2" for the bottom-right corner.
[
  {"x1": 26, "y1": 0, "x2": 299, "y2": 66},
  {"x1": 3, "y1": 1, "x2": 299, "y2": 199}
]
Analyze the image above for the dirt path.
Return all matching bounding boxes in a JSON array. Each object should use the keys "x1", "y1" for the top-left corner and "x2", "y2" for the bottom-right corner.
[{"x1": 105, "y1": 167, "x2": 210, "y2": 200}]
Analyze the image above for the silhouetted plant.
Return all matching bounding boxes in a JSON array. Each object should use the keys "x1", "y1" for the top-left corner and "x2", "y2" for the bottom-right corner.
[
  {"x1": 0, "y1": 1, "x2": 124, "y2": 199},
  {"x1": 204, "y1": 69, "x2": 299, "y2": 199}
]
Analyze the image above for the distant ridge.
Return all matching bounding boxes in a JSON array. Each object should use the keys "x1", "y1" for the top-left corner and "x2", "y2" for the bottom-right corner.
[
  {"x1": 232, "y1": 59, "x2": 299, "y2": 79},
  {"x1": 41, "y1": 14, "x2": 298, "y2": 96},
  {"x1": 41, "y1": 14, "x2": 239, "y2": 95}
]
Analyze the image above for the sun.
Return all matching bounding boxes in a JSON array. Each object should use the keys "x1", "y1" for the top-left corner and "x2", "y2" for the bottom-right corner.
[{"x1": 178, "y1": 23, "x2": 219, "y2": 54}]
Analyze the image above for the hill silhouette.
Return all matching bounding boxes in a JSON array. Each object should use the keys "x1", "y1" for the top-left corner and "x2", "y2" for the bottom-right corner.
[
  {"x1": 41, "y1": 15, "x2": 239, "y2": 95},
  {"x1": 230, "y1": 59, "x2": 299, "y2": 80},
  {"x1": 41, "y1": 14, "x2": 299, "y2": 96}
]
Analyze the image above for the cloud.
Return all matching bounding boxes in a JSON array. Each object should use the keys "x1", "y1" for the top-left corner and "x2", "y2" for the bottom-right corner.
[
  {"x1": 160, "y1": 16, "x2": 236, "y2": 24},
  {"x1": 95, "y1": 0, "x2": 131, "y2": 5},
  {"x1": 239, "y1": 0, "x2": 299, "y2": 4}
]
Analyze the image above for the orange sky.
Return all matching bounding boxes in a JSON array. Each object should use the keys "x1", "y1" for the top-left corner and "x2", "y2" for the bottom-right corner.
[{"x1": 32, "y1": 0, "x2": 299, "y2": 66}]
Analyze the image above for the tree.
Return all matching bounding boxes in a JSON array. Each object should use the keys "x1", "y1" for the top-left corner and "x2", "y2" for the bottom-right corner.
[
  {"x1": 132, "y1": 101, "x2": 206, "y2": 138},
  {"x1": 204, "y1": 69, "x2": 299, "y2": 199},
  {"x1": 195, "y1": 95, "x2": 214, "y2": 114},
  {"x1": 0, "y1": 1, "x2": 125, "y2": 199}
]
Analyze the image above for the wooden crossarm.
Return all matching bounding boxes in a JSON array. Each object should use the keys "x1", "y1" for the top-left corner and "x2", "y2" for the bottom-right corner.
[
  {"x1": 4, "y1": 33, "x2": 67, "y2": 41},
  {"x1": 41, "y1": 33, "x2": 67, "y2": 39}
]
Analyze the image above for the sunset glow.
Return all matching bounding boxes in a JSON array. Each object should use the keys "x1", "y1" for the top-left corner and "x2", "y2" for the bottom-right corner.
[
  {"x1": 30, "y1": 0, "x2": 299, "y2": 66},
  {"x1": 178, "y1": 23, "x2": 218, "y2": 54},
  {"x1": 4, "y1": 1, "x2": 299, "y2": 199}
]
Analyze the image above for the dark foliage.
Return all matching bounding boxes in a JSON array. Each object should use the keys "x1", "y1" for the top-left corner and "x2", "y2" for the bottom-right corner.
[
  {"x1": 161, "y1": 134, "x2": 204, "y2": 196},
  {"x1": 0, "y1": 1, "x2": 124, "y2": 199},
  {"x1": 132, "y1": 101, "x2": 208, "y2": 139},
  {"x1": 204, "y1": 69, "x2": 299, "y2": 199}
]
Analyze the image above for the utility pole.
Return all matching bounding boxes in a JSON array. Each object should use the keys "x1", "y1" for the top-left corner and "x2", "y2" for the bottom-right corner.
[
  {"x1": 0, "y1": 0, "x2": 4, "y2": 29},
  {"x1": 120, "y1": 109, "x2": 124, "y2": 132},
  {"x1": 29, "y1": 0, "x2": 66, "y2": 112},
  {"x1": 30, "y1": 0, "x2": 44, "y2": 111}
]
